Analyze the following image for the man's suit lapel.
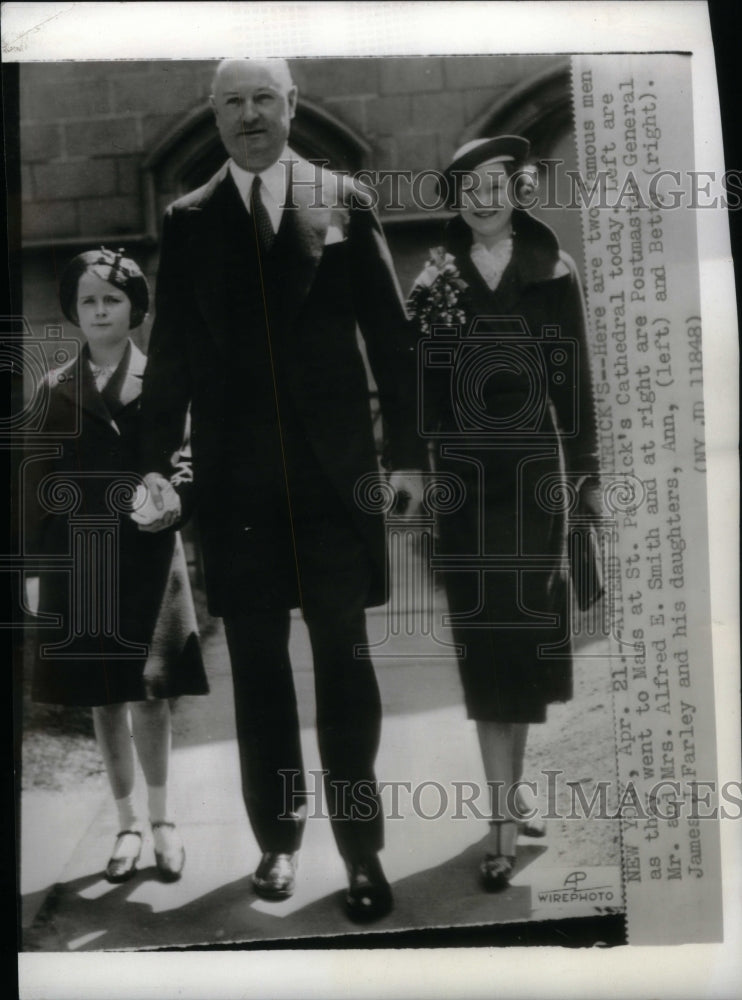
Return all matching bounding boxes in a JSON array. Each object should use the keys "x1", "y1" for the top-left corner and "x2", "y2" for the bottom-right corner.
[
  {"x1": 266, "y1": 156, "x2": 331, "y2": 333},
  {"x1": 194, "y1": 155, "x2": 333, "y2": 349},
  {"x1": 194, "y1": 164, "x2": 255, "y2": 357}
]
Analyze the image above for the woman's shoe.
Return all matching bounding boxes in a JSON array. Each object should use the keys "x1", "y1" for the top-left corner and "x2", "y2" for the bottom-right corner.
[
  {"x1": 480, "y1": 820, "x2": 517, "y2": 892},
  {"x1": 152, "y1": 821, "x2": 185, "y2": 882},
  {"x1": 105, "y1": 830, "x2": 143, "y2": 883}
]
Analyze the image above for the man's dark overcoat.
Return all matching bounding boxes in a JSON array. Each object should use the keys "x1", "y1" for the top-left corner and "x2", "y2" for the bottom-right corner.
[{"x1": 141, "y1": 155, "x2": 424, "y2": 616}]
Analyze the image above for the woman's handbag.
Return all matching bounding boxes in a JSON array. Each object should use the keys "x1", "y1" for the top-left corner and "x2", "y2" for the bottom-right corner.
[
  {"x1": 568, "y1": 520, "x2": 605, "y2": 611},
  {"x1": 568, "y1": 477, "x2": 605, "y2": 611}
]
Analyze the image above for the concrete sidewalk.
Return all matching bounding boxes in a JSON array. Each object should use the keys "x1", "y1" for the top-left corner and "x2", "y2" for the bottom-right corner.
[{"x1": 21, "y1": 597, "x2": 622, "y2": 950}]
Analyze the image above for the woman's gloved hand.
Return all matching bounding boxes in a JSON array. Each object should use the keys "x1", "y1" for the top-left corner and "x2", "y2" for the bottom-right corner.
[{"x1": 577, "y1": 475, "x2": 603, "y2": 520}]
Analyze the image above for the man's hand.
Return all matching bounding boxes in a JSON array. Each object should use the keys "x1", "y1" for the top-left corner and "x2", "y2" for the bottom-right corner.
[
  {"x1": 388, "y1": 470, "x2": 425, "y2": 519},
  {"x1": 134, "y1": 472, "x2": 182, "y2": 533}
]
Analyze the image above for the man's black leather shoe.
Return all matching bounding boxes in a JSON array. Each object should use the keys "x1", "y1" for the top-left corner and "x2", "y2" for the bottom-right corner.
[
  {"x1": 344, "y1": 854, "x2": 393, "y2": 923},
  {"x1": 252, "y1": 851, "x2": 298, "y2": 900}
]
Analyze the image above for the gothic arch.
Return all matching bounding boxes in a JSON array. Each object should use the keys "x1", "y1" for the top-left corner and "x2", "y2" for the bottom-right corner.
[{"x1": 463, "y1": 60, "x2": 572, "y2": 157}]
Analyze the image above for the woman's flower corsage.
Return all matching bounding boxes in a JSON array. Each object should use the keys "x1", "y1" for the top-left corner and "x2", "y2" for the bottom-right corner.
[{"x1": 407, "y1": 247, "x2": 469, "y2": 335}]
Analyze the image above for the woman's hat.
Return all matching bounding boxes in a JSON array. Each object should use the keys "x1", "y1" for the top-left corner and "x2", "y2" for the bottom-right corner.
[
  {"x1": 440, "y1": 135, "x2": 531, "y2": 208},
  {"x1": 445, "y1": 135, "x2": 531, "y2": 178}
]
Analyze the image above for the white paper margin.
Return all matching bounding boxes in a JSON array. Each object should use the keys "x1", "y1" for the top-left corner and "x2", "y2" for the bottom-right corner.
[{"x1": 7, "y1": 2, "x2": 739, "y2": 998}]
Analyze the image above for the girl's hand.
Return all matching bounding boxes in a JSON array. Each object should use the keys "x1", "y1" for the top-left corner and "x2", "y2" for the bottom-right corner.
[{"x1": 25, "y1": 576, "x2": 40, "y2": 615}]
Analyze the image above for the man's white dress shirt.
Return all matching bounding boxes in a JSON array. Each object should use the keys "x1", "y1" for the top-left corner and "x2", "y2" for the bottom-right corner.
[{"x1": 228, "y1": 147, "x2": 294, "y2": 235}]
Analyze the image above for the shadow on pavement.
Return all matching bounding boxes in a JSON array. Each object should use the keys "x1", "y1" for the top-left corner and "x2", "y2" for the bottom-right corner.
[{"x1": 23, "y1": 836, "x2": 548, "y2": 952}]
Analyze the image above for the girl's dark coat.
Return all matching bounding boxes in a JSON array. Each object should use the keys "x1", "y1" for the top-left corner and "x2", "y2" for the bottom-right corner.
[{"x1": 28, "y1": 340, "x2": 208, "y2": 706}]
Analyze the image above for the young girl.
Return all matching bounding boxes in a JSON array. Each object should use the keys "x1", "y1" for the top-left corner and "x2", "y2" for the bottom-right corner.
[{"x1": 27, "y1": 248, "x2": 209, "y2": 883}]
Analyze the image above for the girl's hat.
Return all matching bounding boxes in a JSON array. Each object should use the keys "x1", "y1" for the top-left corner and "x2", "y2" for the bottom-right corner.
[{"x1": 59, "y1": 247, "x2": 149, "y2": 329}]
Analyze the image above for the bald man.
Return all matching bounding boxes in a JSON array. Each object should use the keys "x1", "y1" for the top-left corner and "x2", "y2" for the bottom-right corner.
[{"x1": 140, "y1": 59, "x2": 424, "y2": 922}]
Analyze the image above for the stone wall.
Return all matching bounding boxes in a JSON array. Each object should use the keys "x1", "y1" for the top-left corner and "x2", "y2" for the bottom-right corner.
[{"x1": 19, "y1": 55, "x2": 569, "y2": 338}]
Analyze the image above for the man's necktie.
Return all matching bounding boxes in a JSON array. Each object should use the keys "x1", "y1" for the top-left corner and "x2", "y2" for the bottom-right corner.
[{"x1": 249, "y1": 175, "x2": 275, "y2": 254}]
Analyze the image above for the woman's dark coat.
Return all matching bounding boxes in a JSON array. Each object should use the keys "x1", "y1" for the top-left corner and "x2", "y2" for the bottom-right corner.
[{"x1": 413, "y1": 209, "x2": 599, "y2": 723}]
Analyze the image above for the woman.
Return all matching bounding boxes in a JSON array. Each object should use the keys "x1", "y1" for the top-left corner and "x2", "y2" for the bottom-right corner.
[
  {"x1": 408, "y1": 137, "x2": 601, "y2": 890},
  {"x1": 27, "y1": 248, "x2": 209, "y2": 883}
]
